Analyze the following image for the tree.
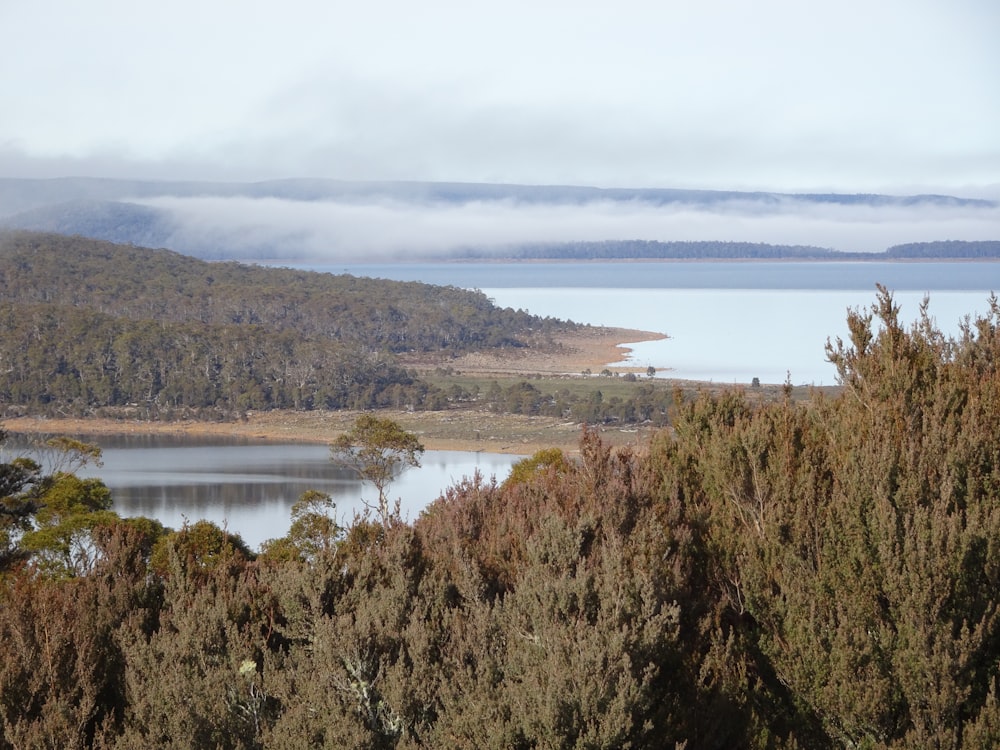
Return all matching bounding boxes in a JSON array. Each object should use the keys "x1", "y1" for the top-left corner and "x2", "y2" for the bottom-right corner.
[
  {"x1": 0, "y1": 449, "x2": 43, "y2": 573},
  {"x1": 149, "y1": 519, "x2": 253, "y2": 580},
  {"x1": 330, "y1": 414, "x2": 424, "y2": 525},
  {"x1": 1, "y1": 431, "x2": 117, "y2": 577},
  {"x1": 259, "y1": 490, "x2": 340, "y2": 563},
  {"x1": 502, "y1": 447, "x2": 571, "y2": 489},
  {"x1": 19, "y1": 473, "x2": 117, "y2": 578}
]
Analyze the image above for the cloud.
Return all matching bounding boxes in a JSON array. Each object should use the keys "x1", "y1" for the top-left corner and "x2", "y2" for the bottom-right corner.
[
  {"x1": 2, "y1": 2, "x2": 997, "y2": 192},
  {"x1": 135, "y1": 194, "x2": 1000, "y2": 259}
]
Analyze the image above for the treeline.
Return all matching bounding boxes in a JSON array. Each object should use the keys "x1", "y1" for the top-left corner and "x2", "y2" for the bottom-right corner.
[
  {"x1": 2, "y1": 288, "x2": 1000, "y2": 747},
  {"x1": 482, "y1": 378, "x2": 673, "y2": 426},
  {"x1": 884, "y1": 240, "x2": 1000, "y2": 258},
  {"x1": 0, "y1": 232, "x2": 571, "y2": 417},
  {"x1": 0, "y1": 301, "x2": 435, "y2": 416},
  {"x1": 457, "y1": 239, "x2": 842, "y2": 260},
  {"x1": 454, "y1": 238, "x2": 1000, "y2": 261}
]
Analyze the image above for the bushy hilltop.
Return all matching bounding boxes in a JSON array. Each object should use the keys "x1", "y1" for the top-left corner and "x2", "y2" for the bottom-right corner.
[
  {"x1": 0, "y1": 231, "x2": 546, "y2": 348},
  {"x1": 0, "y1": 231, "x2": 570, "y2": 416},
  {"x1": 2, "y1": 288, "x2": 1000, "y2": 747}
]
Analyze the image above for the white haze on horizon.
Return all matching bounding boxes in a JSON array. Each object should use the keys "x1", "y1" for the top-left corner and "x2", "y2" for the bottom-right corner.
[{"x1": 135, "y1": 195, "x2": 1000, "y2": 260}]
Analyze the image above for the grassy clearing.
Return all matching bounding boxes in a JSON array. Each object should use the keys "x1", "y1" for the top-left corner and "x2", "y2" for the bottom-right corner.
[
  {"x1": 5, "y1": 373, "x2": 835, "y2": 456},
  {"x1": 422, "y1": 368, "x2": 668, "y2": 400},
  {"x1": 423, "y1": 367, "x2": 831, "y2": 407}
]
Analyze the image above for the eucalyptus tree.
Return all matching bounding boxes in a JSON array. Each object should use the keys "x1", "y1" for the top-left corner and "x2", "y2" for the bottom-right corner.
[{"x1": 330, "y1": 414, "x2": 424, "y2": 525}]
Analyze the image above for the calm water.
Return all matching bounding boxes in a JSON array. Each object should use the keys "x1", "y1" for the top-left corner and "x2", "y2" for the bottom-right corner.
[
  {"x1": 296, "y1": 260, "x2": 999, "y2": 385},
  {"x1": 5, "y1": 434, "x2": 518, "y2": 551},
  {"x1": 483, "y1": 288, "x2": 994, "y2": 384},
  {"x1": 301, "y1": 260, "x2": 998, "y2": 291}
]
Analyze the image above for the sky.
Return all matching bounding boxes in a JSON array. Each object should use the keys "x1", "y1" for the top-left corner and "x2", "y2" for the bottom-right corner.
[{"x1": 1, "y1": 0, "x2": 998, "y2": 194}]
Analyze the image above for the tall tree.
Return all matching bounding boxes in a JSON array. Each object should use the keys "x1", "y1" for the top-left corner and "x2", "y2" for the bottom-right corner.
[{"x1": 330, "y1": 414, "x2": 424, "y2": 525}]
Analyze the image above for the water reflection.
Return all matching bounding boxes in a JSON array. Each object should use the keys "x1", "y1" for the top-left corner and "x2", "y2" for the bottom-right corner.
[{"x1": 6, "y1": 433, "x2": 520, "y2": 551}]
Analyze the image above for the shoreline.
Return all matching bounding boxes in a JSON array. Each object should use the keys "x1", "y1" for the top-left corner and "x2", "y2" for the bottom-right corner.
[
  {"x1": 3, "y1": 326, "x2": 669, "y2": 454},
  {"x1": 1, "y1": 411, "x2": 612, "y2": 455},
  {"x1": 414, "y1": 326, "x2": 668, "y2": 377}
]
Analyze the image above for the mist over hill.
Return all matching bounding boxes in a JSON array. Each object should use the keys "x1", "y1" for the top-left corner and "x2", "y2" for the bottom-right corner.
[{"x1": 1, "y1": 177, "x2": 997, "y2": 260}]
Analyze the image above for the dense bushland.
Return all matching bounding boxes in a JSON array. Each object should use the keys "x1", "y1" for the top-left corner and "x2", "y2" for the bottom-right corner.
[
  {"x1": 0, "y1": 231, "x2": 685, "y2": 425},
  {"x1": 480, "y1": 378, "x2": 674, "y2": 426},
  {"x1": 0, "y1": 231, "x2": 550, "y2": 351},
  {"x1": 0, "y1": 232, "x2": 568, "y2": 417},
  {"x1": 1, "y1": 288, "x2": 999, "y2": 747}
]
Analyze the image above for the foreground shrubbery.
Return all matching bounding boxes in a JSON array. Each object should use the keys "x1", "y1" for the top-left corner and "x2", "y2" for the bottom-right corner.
[{"x1": 1, "y1": 288, "x2": 999, "y2": 748}]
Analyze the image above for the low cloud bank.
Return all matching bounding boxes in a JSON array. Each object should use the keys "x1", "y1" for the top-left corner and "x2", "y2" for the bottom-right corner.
[{"x1": 131, "y1": 193, "x2": 1000, "y2": 260}]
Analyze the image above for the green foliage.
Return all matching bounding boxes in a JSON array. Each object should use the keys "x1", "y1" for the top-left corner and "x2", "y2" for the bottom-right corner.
[
  {"x1": 503, "y1": 447, "x2": 571, "y2": 489},
  {"x1": 672, "y1": 287, "x2": 1000, "y2": 746},
  {"x1": 0, "y1": 454, "x2": 43, "y2": 572},
  {"x1": 0, "y1": 433, "x2": 125, "y2": 578},
  {"x1": 150, "y1": 520, "x2": 253, "y2": 580},
  {"x1": 331, "y1": 414, "x2": 425, "y2": 525},
  {"x1": 0, "y1": 231, "x2": 577, "y2": 418},
  {"x1": 475, "y1": 377, "x2": 674, "y2": 425},
  {"x1": 19, "y1": 473, "x2": 117, "y2": 578},
  {"x1": 259, "y1": 490, "x2": 340, "y2": 564}
]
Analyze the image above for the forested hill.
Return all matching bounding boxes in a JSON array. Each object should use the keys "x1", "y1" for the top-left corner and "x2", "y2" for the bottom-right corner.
[
  {"x1": 0, "y1": 231, "x2": 553, "y2": 348},
  {"x1": 459, "y1": 240, "x2": 842, "y2": 260},
  {"x1": 0, "y1": 231, "x2": 571, "y2": 417},
  {"x1": 884, "y1": 240, "x2": 1000, "y2": 258}
]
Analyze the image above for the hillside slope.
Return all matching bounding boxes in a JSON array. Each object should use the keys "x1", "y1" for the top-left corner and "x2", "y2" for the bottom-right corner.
[{"x1": 0, "y1": 231, "x2": 573, "y2": 417}]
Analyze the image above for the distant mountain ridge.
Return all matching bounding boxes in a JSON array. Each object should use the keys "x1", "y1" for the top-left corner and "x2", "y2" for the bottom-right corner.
[{"x1": 3, "y1": 199, "x2": 177, "y2": 248}]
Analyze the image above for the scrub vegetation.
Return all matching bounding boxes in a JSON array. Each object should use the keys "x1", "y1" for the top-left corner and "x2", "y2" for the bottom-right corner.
[{"x1": 2, "y1": 286, "x2": 1000, "y2": 747}]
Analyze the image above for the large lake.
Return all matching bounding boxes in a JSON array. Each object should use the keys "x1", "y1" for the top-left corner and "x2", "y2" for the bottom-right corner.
[{"x1": 301, "y1": 260, "x2": 999, "y2": 385}]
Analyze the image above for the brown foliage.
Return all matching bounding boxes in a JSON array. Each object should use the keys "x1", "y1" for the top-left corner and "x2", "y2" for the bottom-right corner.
[{"x1": 3, "y1": 289, "x2": 1000, "y2": 748}]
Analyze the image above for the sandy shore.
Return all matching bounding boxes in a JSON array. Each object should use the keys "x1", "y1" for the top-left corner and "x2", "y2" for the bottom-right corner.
[
  {"x1": 408, "y1": 326, "x2": 668, "y2": 376},
  {"x1": 3, "y1": 326, "x2": 667, "y2": 454}
]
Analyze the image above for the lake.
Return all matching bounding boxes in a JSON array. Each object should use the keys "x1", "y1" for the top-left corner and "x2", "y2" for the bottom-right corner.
[
  {"x1": 481, "y1": 288, "x2": 993, "y2": 384},
  {"x1": 299, "y1": 260, "x2": 999, "y2": 385},
  {"x1": 4, "y1": 433, "x2": 519, "y2": 552}
]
